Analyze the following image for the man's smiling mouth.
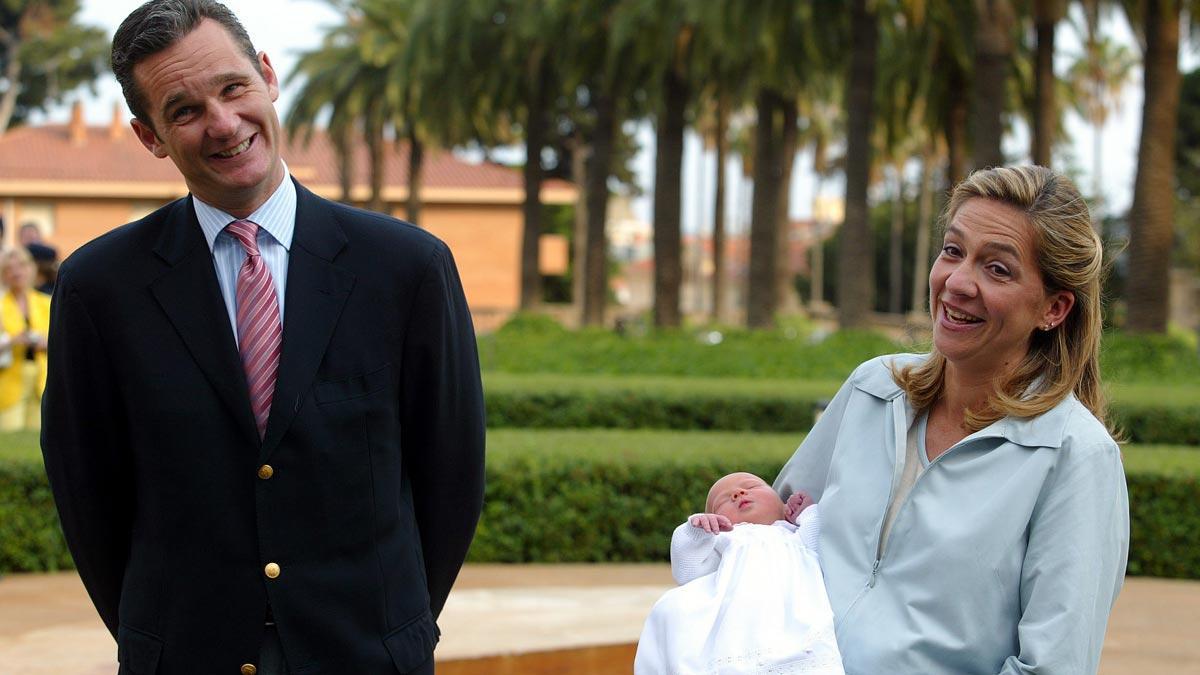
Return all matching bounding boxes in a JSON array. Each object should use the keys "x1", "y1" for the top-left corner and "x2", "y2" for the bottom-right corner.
[{"x1": 213, "y1": 136, "x2": 253, "y2": 159}]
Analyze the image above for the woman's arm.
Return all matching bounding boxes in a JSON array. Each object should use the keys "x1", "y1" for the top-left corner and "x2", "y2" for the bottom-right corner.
[{"x1": 997, "y1": 429, "x2": 1129, "y2": 674}]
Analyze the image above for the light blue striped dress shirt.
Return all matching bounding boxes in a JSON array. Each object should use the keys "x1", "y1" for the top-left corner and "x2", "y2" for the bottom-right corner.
[{"x1": 193, "y1": 166, "x2": 296, "y2": 342}]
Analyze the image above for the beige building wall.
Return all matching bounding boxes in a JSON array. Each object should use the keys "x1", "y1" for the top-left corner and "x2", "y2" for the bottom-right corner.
[
  {"x1": 415, "y1": 204, "x2": 521, "y2": 318},
  {"x1": 55, "y1": 199, "x2": 142, "y2": 255}
]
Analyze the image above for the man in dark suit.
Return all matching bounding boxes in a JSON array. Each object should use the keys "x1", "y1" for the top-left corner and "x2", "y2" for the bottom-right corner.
[{"x1": 39, "y1": 1, "x2": 485, "y2": 673}]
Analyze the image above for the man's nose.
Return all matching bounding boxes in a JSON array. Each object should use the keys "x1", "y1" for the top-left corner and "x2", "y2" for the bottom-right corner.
[{"x1": 206, "y1": 102, "x2": 239, "y2": 139}]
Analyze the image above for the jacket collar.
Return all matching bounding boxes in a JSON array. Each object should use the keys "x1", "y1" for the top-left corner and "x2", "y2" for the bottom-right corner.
[{"x1": 852, "y1": 353, "x2": 1077, "y2": 450}]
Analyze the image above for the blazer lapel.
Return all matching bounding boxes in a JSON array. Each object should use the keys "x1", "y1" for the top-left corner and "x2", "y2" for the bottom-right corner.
[
  {"x1": 148, "y1": 198, "x2": 259, "y2": 444},
  {"x1": 260, "y1": 182, "x2": 354, "y2": 459}
]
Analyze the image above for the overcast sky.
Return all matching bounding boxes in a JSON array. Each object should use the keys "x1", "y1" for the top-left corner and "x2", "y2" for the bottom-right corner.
[{"x1": 38, "y1": 0, "x2": 1186, "y2": 227}]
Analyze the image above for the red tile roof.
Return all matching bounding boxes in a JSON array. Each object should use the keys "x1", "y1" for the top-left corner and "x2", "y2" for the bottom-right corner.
[{"x1": 0, "y1": 122, "x2": 573, "y2": 197}]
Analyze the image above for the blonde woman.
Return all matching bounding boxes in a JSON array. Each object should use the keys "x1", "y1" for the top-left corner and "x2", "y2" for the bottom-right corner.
[
  {"x1": 0, "y1": 246, "x2": 51, "y2": 430},
  {"x1": 776, "y1": 166, "x2": 1128, "y2": 674}
]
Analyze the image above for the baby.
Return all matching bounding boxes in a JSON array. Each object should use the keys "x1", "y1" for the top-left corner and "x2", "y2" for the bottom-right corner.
[{"x1": 634, "y1": 472, "x2": 845, "y2": 675}]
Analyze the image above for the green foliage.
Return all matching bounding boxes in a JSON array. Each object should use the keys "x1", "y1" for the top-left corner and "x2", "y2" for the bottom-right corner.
[
  {"x1": 483, "y1": 374, "x2": 1200, "y2": 445},
  {"x1": 479, "y1": 319, "x2": 899, "y2": 379},
  {"x1": 1100, "y1": 331, "x2": 1200, "y2": 384},
  {"x1": 0, "y1": 452, "x2": 73, "y2": 573},
  {"x1": 2, "y1": 430, "x2": 1198, "y2": 576}
]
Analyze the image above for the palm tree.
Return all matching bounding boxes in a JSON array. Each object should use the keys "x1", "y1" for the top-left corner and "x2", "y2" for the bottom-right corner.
[
  {"x1": 1066, "y1": 11, "x2": 1136, "y2": 214},
  {"x1": 1030, "y1": 0, "x2": 1066, "y2": 167},
  {"x1": 837, "y1": 0, "x2": 880, "y2": 328},
  {"x1": 0, "y1": 0, "x2": 108, "y2": 132},
  {"x1": 1123, "y1": 0, "x2": 1184, "y2": 333},
  {"x1": 972, "y1": 0, "x2": 1017, "y2": 169}
]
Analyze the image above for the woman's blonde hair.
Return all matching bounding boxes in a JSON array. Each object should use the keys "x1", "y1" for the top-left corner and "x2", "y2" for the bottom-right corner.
[
  {"x1": 0, "y1": 246, "x2": 33, "y2": 279},
  {"x1": 892, "y1": 165, "x2": 1109, "y2": 432}
]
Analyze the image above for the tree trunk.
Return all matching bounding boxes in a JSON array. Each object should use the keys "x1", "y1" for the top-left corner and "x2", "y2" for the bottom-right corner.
[
  {"x1": 571, "y1": 135, "x2": 590, "y2": 312},
  {"x1": 335, "y1": 125, "x2": 353, "y2": 204},
  {"x1": 837, "y1": 0, "x2": 878, "y2": 329},
  {"x1": 1031, "y1": 0, "x2": 1061, "y2": 167},
  {"x1": 366, "y1": 105, "x2": 386, "y2": 214},
  {"x1": 747, "y1": 88, "x2": 784, "y2": 328},
  {"x1": 944, "y1": 61, "x2": 969, "y2": 187},
  {"x1": 519, "y1": 73, "x2": 547, "y2": 310},
  {"x1": 971, "y1": 0, "x2": 1013, "y2": 170},
  {"x1": 775, "y1": 97, "x2": 800, "y2": 314},
  {"x1": 810, "y1": 172, "x2": 825, "y2": 308},
  {"x1": 888, "y1": 161, "x2": 905, "y2": 315},
  {"x1": 711, "y1": 98, "x2": 727, "y2": 323},
  {"x1": 405, "y1": 129, "x2": 423, "y2": 225},
  {"x1": 0, "y1": 37, "x2": 21, "y2": 134},
  {"x1": 1126, "y1": 0, "x2": 1179, "y2": 333},
  {"x1": 653, "y1": 67, "x2": 688, "y2": 328},
  {"x1": 582, "y1": 93, "x2": 616, "y2": 327},
  {"x1": 910, "y1": 147, "x2": 936, "y2": 316}
]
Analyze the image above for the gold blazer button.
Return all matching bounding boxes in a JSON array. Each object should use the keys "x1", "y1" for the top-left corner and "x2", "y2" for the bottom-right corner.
[
  {"x1": 264, "y1": 563, "x2": 280, "y2": 579},
  {"x1": 257, "y1": 464, "x2": 274, "y2": 480},
  {"x1": 241, "y1": 664, "x2": 257, "y2": 675}
]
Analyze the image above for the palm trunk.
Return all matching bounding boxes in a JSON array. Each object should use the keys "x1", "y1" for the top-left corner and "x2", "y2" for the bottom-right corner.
[
  {"x1": 837, "y1": 0, "x2": 878, "y2": 328},
  {"x1": 1126, "y1": 0, "x2": 1179, "y2": 333},
  {"x1": 910, "y1": 147, "x2": 935, "y2": 316},
  {"x1": 810, "y1": 172, "x2": 825, "y2": 308},
  {"x1": 571, "y1": 135, "x2": 590, "y2": 312},
  {"x1": 520, "y1": 73, "x2": 548, "y2": 310},
  {"x1": 0, "y1": 37, "x2": 21, "y2": 134},
  {"x1": 711, "y1": 98, "x2": 727, "y2": 323},
  {"x1": 747, "y1": 89, "x2": 784, "y2": 328},
  {"x1": 366, "y1": 105, "x2": 386, "y2": 214},
  {"x1": 335, "y1": 125, "x2": 353, "y2": 203},
  {"x1": 775, "y1": 97, "x2": 800, "y2": 314},
  {"x1": 405, "y1": 129, "x2": 423, "y2": 225},
  {"x1": 582, "y1": 93, "x2": 616, "y2": 327},
  {"x1": 972, "y1": 0, "x2": 1013, "y2": 170},
  {"x1": 944, "y1": 62, "x2": 969, "y2": 187},
  {"x1": 888, "y1": 161, "x2": 905, "y2": 315},
  {"x1": 652, "y1": 68, "x2": 688, "y2": 328},
  {"x1": 1031, "y1": 0, "x2": 1060, "y2": 167}
]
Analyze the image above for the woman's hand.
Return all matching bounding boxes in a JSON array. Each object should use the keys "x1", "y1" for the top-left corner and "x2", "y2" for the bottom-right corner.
[
  {"x1": 689, "y1": 513, "x2": 733, "y2": 533},
  {"x1": 786, "y1": 491, "x2": 814, "y2": 523}
]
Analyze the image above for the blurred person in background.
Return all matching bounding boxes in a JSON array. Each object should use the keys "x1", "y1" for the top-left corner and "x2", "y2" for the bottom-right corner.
[{"x1": 0, "y1": 246, "x2": 50, "y2": 431}]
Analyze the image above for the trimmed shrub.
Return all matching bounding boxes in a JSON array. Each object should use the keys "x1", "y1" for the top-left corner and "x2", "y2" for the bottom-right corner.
[
  {"x1": 484, "y1": 382, "x2": 1200, "y2": 446},
  {"x1": 4, "y1": 431, "x2": 1198, "y2": 578}
]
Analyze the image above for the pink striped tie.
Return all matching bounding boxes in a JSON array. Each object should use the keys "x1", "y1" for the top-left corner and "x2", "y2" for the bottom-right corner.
[{"x1": 226, "y1": 219, "x2": 281, "y2": 439}]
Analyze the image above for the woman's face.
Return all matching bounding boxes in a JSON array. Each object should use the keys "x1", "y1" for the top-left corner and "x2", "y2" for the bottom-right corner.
[
  {"x1": 1, "y1": 255, "x2": 32, "y2": 291},
  {"x1": 929, "y1": 198, "x2": 1073, "y2": 377}
]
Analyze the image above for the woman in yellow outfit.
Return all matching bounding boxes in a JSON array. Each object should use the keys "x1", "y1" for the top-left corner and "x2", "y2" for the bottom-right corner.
[{"x1": 0, "y1": 246, "x2": 51, "y2": 431}]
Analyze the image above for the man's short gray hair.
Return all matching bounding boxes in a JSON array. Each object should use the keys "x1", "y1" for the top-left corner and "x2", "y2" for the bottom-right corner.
[{"x1": 112, "y1": 0, "x2": 260, "y2": 127}]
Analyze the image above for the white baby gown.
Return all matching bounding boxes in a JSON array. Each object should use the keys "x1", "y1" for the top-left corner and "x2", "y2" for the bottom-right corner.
[{"x1": 634, "y1": 506, "x2": 844, "y2": 675}]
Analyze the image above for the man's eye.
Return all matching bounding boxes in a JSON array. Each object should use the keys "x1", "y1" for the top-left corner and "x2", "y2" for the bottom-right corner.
[
  {"x1": 224, "y1": 83, "x2": 244, "y2": 95},
  {"x1": 171, "y1": 107, "x2": 193, "y2": 121}
]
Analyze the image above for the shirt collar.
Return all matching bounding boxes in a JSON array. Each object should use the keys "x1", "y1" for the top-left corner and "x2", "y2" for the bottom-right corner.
[{"x1": 193, "y1": 160, "x2": 296, "y2": 252}]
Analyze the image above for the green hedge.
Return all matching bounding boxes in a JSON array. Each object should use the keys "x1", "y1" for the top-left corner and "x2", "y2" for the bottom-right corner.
[
  {"x1": 479, "y1": 314, "x2": 1200, "y2": 384},
  {"x1": 484, "y1": 376, "x2": 1200, "y2": 445},
  {"x1": 5, "y1": 431, "x2": 1198, "y2": 578}
]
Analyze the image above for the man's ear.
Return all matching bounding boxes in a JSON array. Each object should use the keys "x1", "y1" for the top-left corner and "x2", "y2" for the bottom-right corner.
[{"x1": 131, "y1": 118, "x2": 169, "y2": 158}]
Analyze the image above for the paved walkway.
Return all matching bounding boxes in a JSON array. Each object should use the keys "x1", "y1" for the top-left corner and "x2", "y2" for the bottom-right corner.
[{"x1": 0, "y1": 565, "x2": 1196, "y2": 674}]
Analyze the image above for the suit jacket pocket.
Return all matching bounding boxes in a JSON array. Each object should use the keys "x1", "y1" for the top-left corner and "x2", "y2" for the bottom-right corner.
[
  {"x1": 314, "y1": 363, "x2": 391, "y2": 405},
  {"x1": 383, "y1": 609, "x2": 440, "y2": 673},
  {"x1": 117, "y1": 624, "x2": 163, "y2": 675}
]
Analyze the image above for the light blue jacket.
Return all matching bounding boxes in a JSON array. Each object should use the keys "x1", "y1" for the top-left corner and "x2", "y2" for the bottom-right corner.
[{"x1": 775, "y1": 354, "x2": 1129, "y2": 675}]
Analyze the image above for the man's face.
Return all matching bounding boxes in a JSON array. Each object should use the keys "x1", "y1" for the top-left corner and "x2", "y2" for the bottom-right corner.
[{"x1": 130, "y1": 19, "x2": 284, "y2": 218}]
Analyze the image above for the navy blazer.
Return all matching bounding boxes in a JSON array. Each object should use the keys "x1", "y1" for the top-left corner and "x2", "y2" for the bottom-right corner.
[{"x1": 41, "y1": 180, "x2": 486, "y2": 674}]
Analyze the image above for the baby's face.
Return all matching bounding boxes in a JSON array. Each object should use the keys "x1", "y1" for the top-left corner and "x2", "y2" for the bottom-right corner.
[{"x1": 706, "y1": 472, "x2": 787, "y2": 526}]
